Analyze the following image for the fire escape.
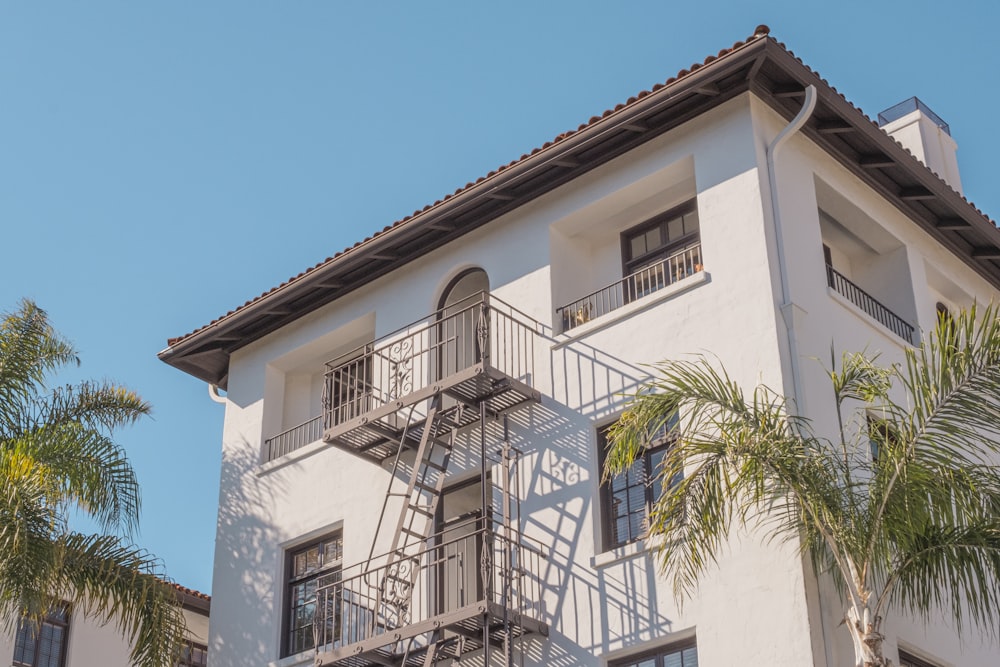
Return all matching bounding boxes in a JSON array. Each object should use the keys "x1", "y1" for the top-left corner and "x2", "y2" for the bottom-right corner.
[{"x1": 313, "y1": 293, "x2": 549, "y2": 667}]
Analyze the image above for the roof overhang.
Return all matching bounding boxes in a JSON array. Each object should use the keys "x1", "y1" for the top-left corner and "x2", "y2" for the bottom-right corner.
[{"x1": 160, "y1": 34, "x2": 1000, "y2": 388}]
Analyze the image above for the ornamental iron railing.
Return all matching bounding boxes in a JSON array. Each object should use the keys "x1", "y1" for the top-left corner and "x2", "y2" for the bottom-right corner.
[
  {"x1": 322, "y1": 292, "x2": 539, "y2": 433},
  {"x1": 264, "y1": 416, "x2": 324, "y2": 462},
  {"x1": 557, "y1": 243, "x2": 702, "y2": 333},
  {"x1": 312, "y1": 520, "x2": 545, "y2": 652},
  {"x1": 826, "y1": 264, "x2": 914, "y2": 343}
]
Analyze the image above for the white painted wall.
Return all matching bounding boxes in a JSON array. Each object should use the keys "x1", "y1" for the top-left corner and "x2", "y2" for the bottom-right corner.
[
  {"x1": 751, "y1": 94, "x2": 998, "y2": 667},
  {"x1": 206, "y1": 90, "x2": 999, "y2": 667}
]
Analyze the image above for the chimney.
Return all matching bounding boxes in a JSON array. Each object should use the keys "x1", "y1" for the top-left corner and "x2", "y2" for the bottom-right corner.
[{"x1": 878, "y1": 97, "x2": 963, "y2": 195}]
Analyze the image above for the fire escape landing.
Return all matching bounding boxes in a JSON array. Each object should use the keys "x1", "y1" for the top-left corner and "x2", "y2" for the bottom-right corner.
[{"x1": 315, "y1": 293, "x2": 548, "y2": 667}]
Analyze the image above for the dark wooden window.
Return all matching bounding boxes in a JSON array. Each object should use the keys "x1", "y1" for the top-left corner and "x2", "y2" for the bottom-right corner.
[
  {"x1": 284, "y1": 534, "x2": 343, "y2": 656},
  {"x1": 899, "y1": 650, "x2": 940, "y2": 667},
  {"x1": 621, "y1": 200, "x2": 700, "y2": 277},
  {"x1": 599, "y1": 416, "x2": 680, "y2": 551},
  {"x1": 12, "y1": 607, "x2": 69, "y2": 667},
  {"x1": 611, "y1": 638, "x2": 698, "y2": 667},
  {"x1": 177, "y1": 642, "x2": 208, "y2": 667}
]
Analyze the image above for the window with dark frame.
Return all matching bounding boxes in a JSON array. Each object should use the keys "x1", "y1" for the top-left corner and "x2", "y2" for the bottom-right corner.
[
  {"x1": 284, "y1": 534, "x2": 343, "y2": 657},
  {"x1": 12, "y1": 606, "x2": 69, "y2": 667},
  {"x1": 177, "y1": 642, "x2": 208, "y2": 667},
  {"x1": 611, "y1": 638, "x2": 698, "y2": 667},
  {"x1": 621, "y1": 200, "x2": 701, "y2": 301},
  {"x1": 599, "y1": 415, "x2": 680, "y2": 551}
]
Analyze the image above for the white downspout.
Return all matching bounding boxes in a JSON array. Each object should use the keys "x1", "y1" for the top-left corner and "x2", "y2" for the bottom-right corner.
[
  {"x1": 765, "y1": 85, "x2": 833, "y2": 667},
  {"x1": 208, "y1": 383, "x2": 227, "y2": 404},
  {"x1": 766, "y1": 84, "x2": 816, "y2": 414}
]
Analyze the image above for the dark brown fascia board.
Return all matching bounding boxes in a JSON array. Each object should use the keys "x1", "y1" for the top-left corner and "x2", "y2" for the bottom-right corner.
[
  {"x1": 758, "y1": 41, "x2": 1000, "y2": 289},
  {"x1": 178, "y1": 592, "x2": 211, "y2": 615},
  {"x1": 158, "y1": 37, "x2": 771, "y2": 385}
]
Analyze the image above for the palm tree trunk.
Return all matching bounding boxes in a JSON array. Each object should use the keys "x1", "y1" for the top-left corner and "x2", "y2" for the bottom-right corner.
[{"x1": 847, "y1": 606, "x2": 889, "y2": 666}]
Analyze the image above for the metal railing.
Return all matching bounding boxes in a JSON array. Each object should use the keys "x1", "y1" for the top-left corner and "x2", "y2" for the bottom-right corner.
[
  {"x1": 313, "y1": 520, "x2": 545, "y2": 652},
  {"x1": 877, "y1": 96, "x2": 950, "y2": 136},
  {"x1": 323, "y1": 292, "x2": 539, "y2": 431},
  {"x1": 264, "y1": 415, "x2": 324, "y2": 462},
  {"x1": 557, "y1": 243, "x2": 702, "y2": 333},
  {"x1": 826, "y1": 264, "x2": 914, "y2": 343}
]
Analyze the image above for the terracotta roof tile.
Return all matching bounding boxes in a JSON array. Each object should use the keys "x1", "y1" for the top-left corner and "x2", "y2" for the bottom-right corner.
[{"x1": 172, "y1": 582, "x2": 211, "y2": 602}]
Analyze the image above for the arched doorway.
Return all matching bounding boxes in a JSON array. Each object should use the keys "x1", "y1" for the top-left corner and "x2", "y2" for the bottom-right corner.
[{"x1": 435, "y1": 269, "x2": 489, "y2": 382}]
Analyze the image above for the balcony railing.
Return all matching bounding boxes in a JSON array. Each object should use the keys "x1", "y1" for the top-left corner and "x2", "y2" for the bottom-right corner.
[
  {"x1": 557, "y1": 243, "x2": 702, "y2": 333},
  {"x1": 323, "y1": 292, "x2": 539, "y2": 432},
  {"x1": 313, "y1": 520, "x2": 545, "y2": 657},
  {"x1": 826, "y1": 264, "x2": 914, "y2": 343},
  {"x1": 264, "y1": 415, "x2": 323, "y2": 461}
]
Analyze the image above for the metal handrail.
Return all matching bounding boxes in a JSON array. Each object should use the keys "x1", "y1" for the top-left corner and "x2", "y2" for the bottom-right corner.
[
  {"x1": 260, "y1": 293, "x2": 541, "y2": 463},
  {"x1": 313, "y1": 523, "x2": 545, "y2": 652},
  {"x1": 826, "y1": 264, "x2": 914, "y2": 343},
  {"x1": 263, "y1": 415, "x2": 323, "y2": 461},
  {"x1": 557, "y1": 242, "x2": 703, "y2": 332},
  {"x1": 323, "y1": 292, "x2": 538, "y2": 431}
]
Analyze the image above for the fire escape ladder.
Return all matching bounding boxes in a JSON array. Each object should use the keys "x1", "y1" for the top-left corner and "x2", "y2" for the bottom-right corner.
[{"x1": 372, "y1": 394, "x2": 458, "y2": 629}]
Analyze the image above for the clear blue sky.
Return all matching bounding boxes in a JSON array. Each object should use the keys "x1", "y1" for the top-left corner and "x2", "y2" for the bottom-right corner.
[{"x1": 2, "y1": 2, "x2": 997, "y2": 595}]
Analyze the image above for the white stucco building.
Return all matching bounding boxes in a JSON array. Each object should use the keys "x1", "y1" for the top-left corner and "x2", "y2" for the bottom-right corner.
[
  {"x1": 2, "y1": 584, "x2": 210, "y2": 667},
  {"x1": 161, "y1": 26, "x2": 1000, "y2": 667}
]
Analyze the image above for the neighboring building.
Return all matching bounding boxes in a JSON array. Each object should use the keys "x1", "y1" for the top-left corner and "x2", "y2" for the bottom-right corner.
[
  {"x1": 2, "y1": 584, "x2": 210, "y2": 667},
  {"x1": 160, "y1": 26, "x2": 1000, "y2": 667}
]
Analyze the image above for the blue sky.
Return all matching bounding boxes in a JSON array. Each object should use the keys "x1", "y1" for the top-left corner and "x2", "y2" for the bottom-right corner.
[{"x1": 1, "y1": 2, "x2": 997, "y2": 595}]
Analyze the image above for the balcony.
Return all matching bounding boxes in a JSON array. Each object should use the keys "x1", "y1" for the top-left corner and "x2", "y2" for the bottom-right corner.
[
  {"x1": 313, "y1": 520, "x2": 548, "y2": 667},
  {"x1": 826, "y1": 264, "x2": 915, "y2": 343},
  {"x1": 260, "y1": 294, "x2": 541, "y2": 465},
  {"x1": 557, "y1": 242, "x2": 702, "y2": 333},
  {"x1": 321, "y1": 293, "x2": 541, "y2": 464}
]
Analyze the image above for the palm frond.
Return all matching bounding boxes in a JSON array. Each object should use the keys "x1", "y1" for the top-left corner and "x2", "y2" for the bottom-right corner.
[
  {"x1": 0, "y1": 301, "x2": 78, "y2": 434},
  {"x1": 886, "y1": 522, "x2": 1000, "y2": 637},
  {"x1": 54, "y1": 533, "x2": 186, "y2": 667}
]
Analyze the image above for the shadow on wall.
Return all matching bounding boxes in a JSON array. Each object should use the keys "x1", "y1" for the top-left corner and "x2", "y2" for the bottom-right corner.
[
  {"x1": 211, "y1": 439, "x2": 286, "y2": 667},
  {"x1": 498, "y1": 337, "x2": 675, "y2": 663}
]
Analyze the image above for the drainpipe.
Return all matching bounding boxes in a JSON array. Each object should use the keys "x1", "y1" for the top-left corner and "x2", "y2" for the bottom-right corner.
[
  {"x1": 208, "y1": 383, "x2": 227, "y2": 404},
  {"x1": 765, "y1": 84, "x2": 815, "y2": 414},
  {"x1": 764, "y1": 85, "x2": 833, "y2": 667}
]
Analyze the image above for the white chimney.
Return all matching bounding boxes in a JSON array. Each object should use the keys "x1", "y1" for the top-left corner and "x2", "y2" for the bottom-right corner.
[{"x1": 879, "y1": 97, "x2": 963, "y2": 195}]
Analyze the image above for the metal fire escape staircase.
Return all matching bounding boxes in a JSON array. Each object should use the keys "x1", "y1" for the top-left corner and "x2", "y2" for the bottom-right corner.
[{"x1": 313, "y1": 294, "x2": 548, "y2": 667}]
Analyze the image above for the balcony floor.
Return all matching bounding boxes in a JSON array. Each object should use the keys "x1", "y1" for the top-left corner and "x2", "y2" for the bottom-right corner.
[
  {"x1": 315, "y1": 601, "x2": 548, "y2": 667},
  {"x1": 323, "y1": 363, "x2": 541, "y2": 464}
]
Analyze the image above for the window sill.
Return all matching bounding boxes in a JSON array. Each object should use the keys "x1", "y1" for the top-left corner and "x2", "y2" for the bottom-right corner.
[
  {"x1": 591, "y1": 540, "x2": 651, "y2": 568},
  {"x1": 256, "y1": 437, "x2": 327, "y2": 476},
  {"x1": 553, "y1": 270, "x2": 710, "y2": 350}
]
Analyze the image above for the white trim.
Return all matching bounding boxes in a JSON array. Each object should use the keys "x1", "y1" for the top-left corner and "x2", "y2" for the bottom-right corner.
[{"x1": 591, "y1": 539, "x2": 650, "y2": 568}]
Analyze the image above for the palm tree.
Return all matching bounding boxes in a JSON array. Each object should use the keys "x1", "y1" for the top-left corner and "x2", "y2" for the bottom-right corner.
[
  {"x1": 605, "y1": 305, "x2": 1000, "y2": 667},
  {"x1": 0, "y1": 299, "x2": 185, "y2": 667}
]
